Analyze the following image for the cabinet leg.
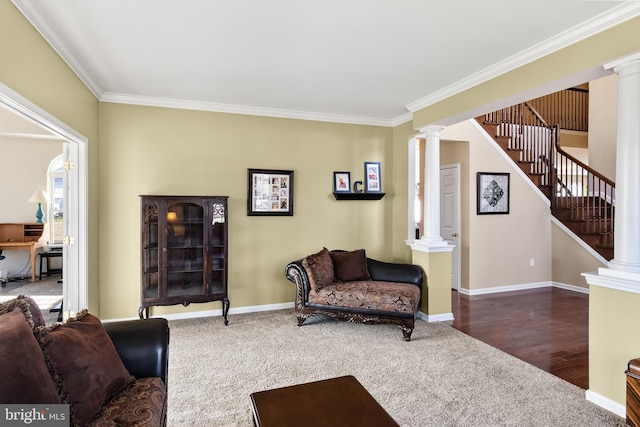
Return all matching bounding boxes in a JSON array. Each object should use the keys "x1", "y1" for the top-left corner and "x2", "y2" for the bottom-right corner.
[
  {"x1": 138, "y1": 306, "x2": 149, "y2": 319},
  {"x1": 223, "y1": 298, "x2": 230, "y2": 325}
]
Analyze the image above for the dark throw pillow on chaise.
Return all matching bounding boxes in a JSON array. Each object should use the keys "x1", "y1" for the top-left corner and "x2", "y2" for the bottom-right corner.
[{"x1": 331, "y1": 249, "x2": 371, "y2": 282}]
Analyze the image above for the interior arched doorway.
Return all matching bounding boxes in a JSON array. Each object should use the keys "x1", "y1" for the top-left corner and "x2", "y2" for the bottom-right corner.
[{"x1": 0, "y1": 82, "x2": 88, "y2": 316}]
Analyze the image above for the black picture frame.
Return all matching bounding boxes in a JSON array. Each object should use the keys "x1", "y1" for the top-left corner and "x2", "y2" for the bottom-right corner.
[
  {"x1": 477, "y1": 172, "x2": 510, "y2": 215},
  {"x1": 364, "y1": 161, "x2": 382, "y2": 193},
  {"x1": 333, "y1": 171, "x2": 351, "y2": 193},
  {"x1": 247, "y1": 168, "x2": 294, "y2": 216}
]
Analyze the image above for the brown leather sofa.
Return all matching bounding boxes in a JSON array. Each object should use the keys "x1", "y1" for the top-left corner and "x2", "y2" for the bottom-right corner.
[
  {"x1": 0, "y1": 295, "x2": 169, "y2": 427},
  {"x1": 285, "y1": 248, "x2": 423, "y2": 340}
]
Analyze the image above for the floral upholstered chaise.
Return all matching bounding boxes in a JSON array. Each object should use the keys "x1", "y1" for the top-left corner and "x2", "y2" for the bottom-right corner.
[{"x1": 285, "y1": 248, "x2": 423, "y2": 341}]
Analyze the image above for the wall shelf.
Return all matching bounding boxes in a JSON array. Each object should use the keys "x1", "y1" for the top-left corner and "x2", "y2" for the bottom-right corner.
[{"x1": 333, "y1": 192, "x2": 385, "y2": 201}]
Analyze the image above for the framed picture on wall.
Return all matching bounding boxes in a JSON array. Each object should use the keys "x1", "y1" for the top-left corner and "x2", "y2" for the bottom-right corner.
[
  {"x1": 333, "y1": 172, "x2": 351, "y2": 193},
  {"x1": 477, "y1": 172, "x2": 510, "y2": 215},
  {"x1": 247, "y1": 168, "x2": 294, "y2": 216},
  {"x1": 364, "y1": 162, "x2": 382, "y2": 193}
]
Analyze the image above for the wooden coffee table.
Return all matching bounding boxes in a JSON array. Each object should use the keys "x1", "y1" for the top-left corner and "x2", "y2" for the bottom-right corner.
[{"x1": 249, "y1": 375, "x2": 399, "y2": 427}]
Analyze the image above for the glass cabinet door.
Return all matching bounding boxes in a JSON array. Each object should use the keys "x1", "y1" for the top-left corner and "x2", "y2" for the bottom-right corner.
[
  {"x1": 142, "y1": 202, "x2": 160, "y2": 300},
  {"x1": 166, "y1": 202, "x2": 205, "y2": 297}
]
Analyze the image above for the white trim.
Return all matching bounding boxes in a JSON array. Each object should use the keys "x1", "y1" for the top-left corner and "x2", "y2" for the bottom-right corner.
[
  {"x1": 101, "y1": 93, "x2": 394, "y2": 127},
  {"x1": 407, "y1": 134, "x2": 420, "y2": 244},
  {"x1": 583, "y1": 268, "x2": 640, "y2": 295},
  {"x1": 457, "y1": 281, "x2": 589, "y2": 296},
  {"x1": 470, "y1": 119, "x2": 551, "y2": 206},
  {"x1": 0, "y1": 82, "x2": 89, "y2": 314},
  {"x1": 410, "y1": 241, "x2": 454, "y2": 253},
  {"x1": 103, "y1": 301, "x2": 295, "y2": 323},
  {"x1": 552, "y1": 281, "x2": 590, "y2": 295},
  {"x1": 604, "y1": 51, "x2": 640, "y2": 71},
  {"x1": 418, "y1": 311, "x2": 454, "y2": 323},
  {"x1": 405, "y1": 2, "x2": 640, "y2": 113},
  {"x1": 460, "y1": 281, "x2": 551, "y2": 296},
  {"x1": 586, "y1": 389, "x2": 626, "y2": 418}
]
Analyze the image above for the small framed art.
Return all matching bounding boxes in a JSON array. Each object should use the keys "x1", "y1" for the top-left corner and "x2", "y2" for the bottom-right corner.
[
  {"x1": 333, "y1": 172, "x2": 351, "y2": 193},
  {"x1": 477, "y1": 172, "x2": 510, "y2": 215},
  {"x1": 248, "y1": 168, "x2": 294, "y2": 216},
  {"x1": 364, "y1": 162, "x2": 382, "y2": 193}
]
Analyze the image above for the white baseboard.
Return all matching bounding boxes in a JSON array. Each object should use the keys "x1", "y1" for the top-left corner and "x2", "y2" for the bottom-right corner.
[
  {"x1": 552, "y1": 281, "x2": 590, "y2": 294},
  {"x1": 418, "y1": 311, "x2": 454, "y2": 322},
  {"x1": 103, "y1": 302, "x2": 295, "y2": 323},
  {"x1": 458, "y1": 281, "x2": 589, "y2": 296},
  {"x1": 586, "y1": 389, "x2": 626, "y2": 418}
]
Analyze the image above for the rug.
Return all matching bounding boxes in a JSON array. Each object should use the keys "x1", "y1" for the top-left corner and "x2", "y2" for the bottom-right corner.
[{"x1": 167, "y1": 309, "x2": 624, "y2": 426}]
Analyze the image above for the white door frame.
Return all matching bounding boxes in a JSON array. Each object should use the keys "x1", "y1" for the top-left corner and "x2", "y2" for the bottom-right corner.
[{"x1": 0, "y1": 83, "x2": 88, "y2": 315}]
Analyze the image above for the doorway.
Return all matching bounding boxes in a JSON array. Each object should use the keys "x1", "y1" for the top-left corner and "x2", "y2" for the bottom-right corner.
[
  {"x1": 440, "y1": 164, "x2": 461, "y2": 290},
  {"x1": 0, "y1": 83, "x2": 88, "y2": 317}
]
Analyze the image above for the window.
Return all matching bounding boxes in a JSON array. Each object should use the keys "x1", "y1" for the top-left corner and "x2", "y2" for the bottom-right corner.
[{"x1": 48, "y1": 155, "x2": 64, "y2": 244}]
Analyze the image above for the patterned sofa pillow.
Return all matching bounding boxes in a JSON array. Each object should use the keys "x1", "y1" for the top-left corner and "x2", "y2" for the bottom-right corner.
[{"x1": 302, "y1": 247, "x2": 334, "y2": 292}]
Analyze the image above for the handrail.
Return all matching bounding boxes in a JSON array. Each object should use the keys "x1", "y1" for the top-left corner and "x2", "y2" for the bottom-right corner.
[
  {"x1": 554, "y1": 137, "x2": 615, "y2": 188},
  {"x1": 481, "y1": 99, "x2": 615, "y2": 259}
]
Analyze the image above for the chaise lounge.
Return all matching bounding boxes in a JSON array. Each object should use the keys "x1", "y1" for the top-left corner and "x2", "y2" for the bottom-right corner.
[{"x1": 285, "y1": 248, "x2": 423, "y2": 340}]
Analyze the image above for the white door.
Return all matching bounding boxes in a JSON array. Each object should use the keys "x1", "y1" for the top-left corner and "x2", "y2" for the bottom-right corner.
[{"x1": 440, "y1": 164, "x2": 460, "y2": 290}]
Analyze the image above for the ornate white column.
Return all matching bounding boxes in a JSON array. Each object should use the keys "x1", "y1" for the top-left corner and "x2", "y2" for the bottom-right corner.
[
  {"x1": 607, "y1": 58, "x2": 640, "y2": 274},
  {"x1": 415, "y1": 125, "x2": 449, "y2": 249},
  {"x1": 585, "y1": 53, "x2": 640, "y2": 289}
]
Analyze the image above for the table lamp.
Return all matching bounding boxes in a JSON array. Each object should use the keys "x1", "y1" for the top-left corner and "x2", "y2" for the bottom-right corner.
[{"x1": 28, "y1": 190, "x2": 50, "y2": 223}]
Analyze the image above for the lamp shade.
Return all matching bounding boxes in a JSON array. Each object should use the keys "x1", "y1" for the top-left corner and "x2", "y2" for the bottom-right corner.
[{"x1": 28, "y1": 190, "x2": 50, "y2": 204}]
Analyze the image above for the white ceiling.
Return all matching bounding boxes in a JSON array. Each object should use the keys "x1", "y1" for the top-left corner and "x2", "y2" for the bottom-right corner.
[{"x1": 10, "y1": 0, "x2": 640, "y2": 127}]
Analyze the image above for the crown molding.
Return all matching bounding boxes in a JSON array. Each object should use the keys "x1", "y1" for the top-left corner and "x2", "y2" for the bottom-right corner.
[
  {"x1": 100, "y1": 92, "x2": 396, "y2": 127},
  {"x1": 12, "y1": 0, "x2": 103, "y2": 99},
  {"x1": 405, "y1": 2, "x2": 640, "y2": 113}
]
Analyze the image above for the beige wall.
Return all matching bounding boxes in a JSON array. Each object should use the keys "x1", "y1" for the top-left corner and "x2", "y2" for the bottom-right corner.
[
  {"x1": 1, "y1": 1, "x2": 101, "y2": 313},
  {"x1": 0, "y1": 139, "x2": 62, "y2": 272},
  {"x1": 441, "y1": 120, "x2": 552, "y2": 291},
  {"x1": 590, "y1": 285, "x2": 640, "y2": 405},
  {"x1": 0, "y1": 139, "x2": 63, "y2": 223},
  {"x1": 390, "y1": 121, "x2": 416, "y2": 262},
  {"x1": 551, "y1": 222, "x2": 605, "y2": 288},
  {"x1": 589, "y1": 74, "x2": 618, "y2": 181},
  {"x1": 440, "y1": 139, "x2": 470, "y2": 289},
  {"x1": 98, "y1": 103, "x2": 402, "y2": 318}
]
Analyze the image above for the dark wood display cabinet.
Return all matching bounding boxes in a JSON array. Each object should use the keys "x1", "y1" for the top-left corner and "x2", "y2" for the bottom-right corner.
[{"x1": 139, "y1": 195, "x2": 229, "y2": 324}]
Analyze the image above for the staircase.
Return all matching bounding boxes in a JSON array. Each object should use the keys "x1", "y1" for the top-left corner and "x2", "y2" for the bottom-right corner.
[{"x1": 476, "y1": 95, "x2": 615, "y2": 261}]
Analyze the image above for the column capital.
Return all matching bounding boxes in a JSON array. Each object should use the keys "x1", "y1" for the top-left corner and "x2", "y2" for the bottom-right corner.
[{"x1": 419, "y1": 125, "x2": 446, "y2": 136}]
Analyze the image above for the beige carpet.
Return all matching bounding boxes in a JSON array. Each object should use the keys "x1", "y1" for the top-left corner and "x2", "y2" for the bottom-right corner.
[{"x1": 167, "y1": 309, "x2": 624, "y2": 427}]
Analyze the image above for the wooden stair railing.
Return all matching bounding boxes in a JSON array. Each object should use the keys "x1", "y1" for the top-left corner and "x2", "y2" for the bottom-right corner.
[
  {"x1": 477, "y1": 102, "x2": 615, "y2": 261},
  {"x1": 552, "y1": 136, "x2": 615, "y2": 260}
]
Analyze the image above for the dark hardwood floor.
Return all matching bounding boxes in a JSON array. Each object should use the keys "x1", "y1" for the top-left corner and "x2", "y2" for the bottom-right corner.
[{"x1": 450, "y1": 287, "x2": 589, "y2": 389}]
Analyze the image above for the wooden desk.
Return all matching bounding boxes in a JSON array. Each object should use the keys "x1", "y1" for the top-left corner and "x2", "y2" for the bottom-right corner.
[
  {"x1": 0, "y1": 241, "x2": 43, "y2": 283},
  {"x1": 250, "y1": 375, "x2": 399, "y2": 427}
]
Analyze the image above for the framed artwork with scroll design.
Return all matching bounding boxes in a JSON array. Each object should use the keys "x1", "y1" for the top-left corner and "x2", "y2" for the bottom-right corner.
[{"x1": 477, "y1": 172, "x2": 510, "y2": 215}]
